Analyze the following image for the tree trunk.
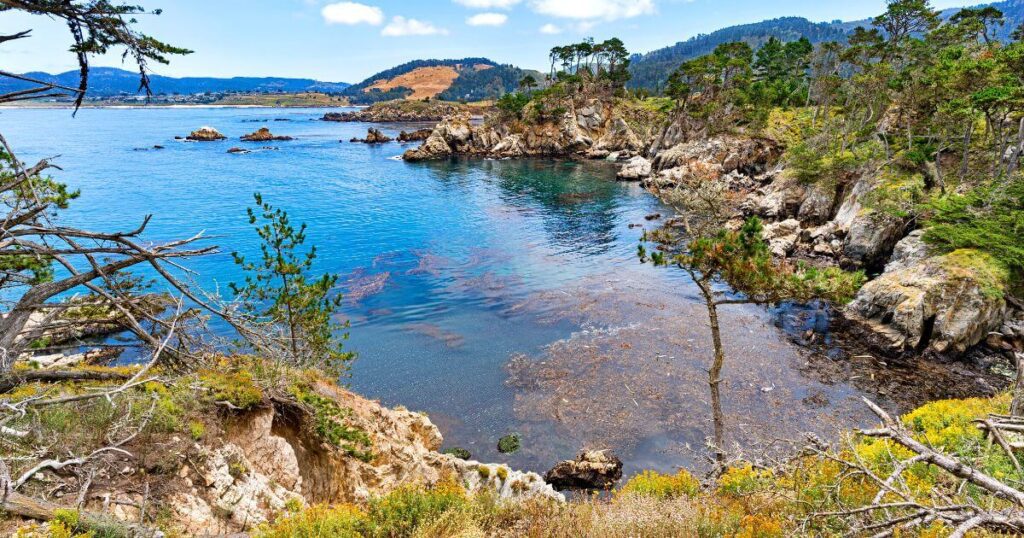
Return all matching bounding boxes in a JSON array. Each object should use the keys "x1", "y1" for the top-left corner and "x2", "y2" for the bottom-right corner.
[
  {"x1": 699, "y1": 281, "x2": 727, "y2": 464},
  {"x1": 1012, "y1": 352, "x2": 1024, "y2": 417},
  {"x1": 1007, "y1": 117, "x2": 1024, "y2": 177}
]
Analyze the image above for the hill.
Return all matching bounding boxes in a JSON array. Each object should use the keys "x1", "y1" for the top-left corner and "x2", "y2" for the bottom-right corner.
[
  {"x1": 628, "y1": 0, "x2": 1024, "y2": 90},
  {"x1": 341, "y1": 58, "x2": 534, "y2": 104},
  {"x1": 0, "y1": 67, "x2": 350, "y2": 98}
]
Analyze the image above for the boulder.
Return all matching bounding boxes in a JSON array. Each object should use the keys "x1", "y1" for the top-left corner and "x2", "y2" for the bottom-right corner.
[
  {"x1": 594, "y1": 117, "x2": 642, "y2": 154},
  {"x1": 241, "y1": 127, "x2": 293, "y2": 142},
  {"x1": 762, "y1": 219, "x2": 801, "y2": 258},
  {"x1": 492, "y1": 134, "x2": 526, "y2": 158},
  {"x1": 616, "y1": 156, "x2": 652, "y2": 181},
  {"x1": 350, "y1": 128, "x2": 393, "y2": 144},
  {"x1": 842, "y1": 211, "x2": 908, "y2": 270},
  {"x1": 653, "y1": 136, "x2": 779, "y2": 175},
  {"x1": 884, "y1": 230, "x2": 929, "y2": 273},
  {"x1": 186, "y1": 127, "x2": 226, "y2": 141},
  {"x1": 403, "y1": 131, "x2": 453, "y2": 161},
  {"x1": 844, "y1": 249, "x2": 1009, "y2": 356},
  {"x1": 544, "y1": 450, "x2": 623, "y2": 491},
  {"x1": 397, "y1": 129, "x2": 433, "y2": 143},
  {"x1": 227, "y1": 147, "x2": 250, "y2": 154}
]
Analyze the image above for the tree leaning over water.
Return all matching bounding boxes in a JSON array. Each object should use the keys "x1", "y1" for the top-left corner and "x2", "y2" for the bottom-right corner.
[
  {"x1": 640, "y1": 168, "x2": 864, "y2": 465},
  {"x1": 0, "y1": 1, "x2": 202, "y2": 375}
]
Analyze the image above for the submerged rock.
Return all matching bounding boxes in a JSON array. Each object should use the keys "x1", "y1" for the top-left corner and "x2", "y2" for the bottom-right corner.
[
  {"x1": 544, "y1": 450, "x2": 623, "y2": 491},
  {"x1": 186, "y1": 126, "x2": 227, "y2": 141},
  {"x1": 227, "y1": 147, "x2": 249, "y2": 154},
  {"x1": 844, "y1": 249, "x2": 1009, "y2": 356},
  {"x1": 240, "y1": 127, "x2": 293, "y2": 142}
]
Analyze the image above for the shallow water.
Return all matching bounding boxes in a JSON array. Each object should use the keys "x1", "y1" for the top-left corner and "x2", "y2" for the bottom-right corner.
[{"x1": 2, "y1": 106, "x2": 914, "y2": 476}]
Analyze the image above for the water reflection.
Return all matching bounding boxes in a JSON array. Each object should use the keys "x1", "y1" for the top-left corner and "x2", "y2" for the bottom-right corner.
[{"x1": 421, "y1": 158, "x2": 625, "y2": 258}]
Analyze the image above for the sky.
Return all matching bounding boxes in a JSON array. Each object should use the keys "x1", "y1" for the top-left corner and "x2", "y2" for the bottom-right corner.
[{"x1": 0, "y1": 0, "x2": 975, "y2": 83}]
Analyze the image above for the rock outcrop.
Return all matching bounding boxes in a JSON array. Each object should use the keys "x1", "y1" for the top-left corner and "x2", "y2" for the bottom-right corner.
[
  {"x1": 167, "y1": 381, "x2": 562, "y2": 534},
  {"x1": 240, "y1": 127, "x2": 293, "y2": 142},
  {"x1": 544, "y1": 450, "x2": 623, "y2": 491},
  {"x1": 844, "y1": 249, "x2": 1009, "y2": 357},
  {"x1": 402, "y1": 98, "x2": 647, "y2": 162},
  {"x1": 616, "y1": 156, "x2": 652, "y2": 181},
  {"x1": 397, "y1": 128, "x2": 433, "y2": 143},
  {"x1": 642, "y1": 135, "x2": 781, "y2": 192},
  {"x1": 323, "y1": 101, "x2": 469, "y2": 123},
  {"x1": 186, "y1": 127, "x2": 226, "y2": 141},
  {"x1": 350, "y1": 128, "x2": 393, "y2": 144}
]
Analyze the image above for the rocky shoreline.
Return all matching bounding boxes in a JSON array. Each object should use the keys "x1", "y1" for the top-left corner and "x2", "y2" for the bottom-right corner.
[
  {"x1": 399, "y1": 98, "x2": 1022, "y2": 368},
  {"x1": 323, "y1": 100, "x2": 478, "y2": 123}
]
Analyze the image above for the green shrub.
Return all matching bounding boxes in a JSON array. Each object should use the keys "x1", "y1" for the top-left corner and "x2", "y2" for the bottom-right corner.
[
  {"x1": 254, "y1": 504, "x2": 366, "y2": 538},
  {"x1": 198, "y1": 369, "x2": 264, "y2": 410},
  {"x1": 497, "y1": 433, "x2": 521, "y2": 454},
  {"x1": 366, "y1": 478, "x2": 467, "y2": 537},
  {"x1": 922, "y1": 175, "x2": 1024, "y2": 286},
  {"x1": 290, "y1": 385, "x2": 373, "y2": 462},
  {"x1": 496, "y1": 92, "x2": 531, "y2": 120},
  {"x1": 617, "y1": 469, "x2": 701, "y2": 499},
  {"x1": 442, "y1": 447, "x2": 472, "y2": 460}
]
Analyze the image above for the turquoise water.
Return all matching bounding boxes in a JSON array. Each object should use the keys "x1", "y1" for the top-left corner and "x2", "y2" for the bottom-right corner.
[{"x1": 1, "y1": 107, "x2": 881, "y2": 476}]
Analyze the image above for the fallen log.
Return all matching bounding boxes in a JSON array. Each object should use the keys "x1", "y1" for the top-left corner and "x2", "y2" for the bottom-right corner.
[{"x1": 0, "y1": 368, "x2": 132, "y2": 394}]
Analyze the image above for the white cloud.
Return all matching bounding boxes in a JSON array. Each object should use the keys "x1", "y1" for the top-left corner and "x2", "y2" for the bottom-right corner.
[
  {"x1": 467, "y1": 12, "x2": 508, "y2": 26},
  {"x1": 321, "y1": 2, "x2": 384, "y2": 25},
  {"x1": 529, "y1": 0, "x2": 655, "y2": 20},
  {"x1": 454, "y1": 0, "x2": 522, "y2": 8},
  {"x1": 381, "y1": 16, "x2": 449, "y2": 36},
  {"x1": 539, "y1": 23, "x2": 562, "y2": 34}
]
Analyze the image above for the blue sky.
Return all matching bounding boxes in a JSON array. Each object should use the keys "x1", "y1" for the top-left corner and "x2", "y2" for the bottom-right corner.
[{"x1": 1, "y1": 0, "x2": 973, "y2": 83}]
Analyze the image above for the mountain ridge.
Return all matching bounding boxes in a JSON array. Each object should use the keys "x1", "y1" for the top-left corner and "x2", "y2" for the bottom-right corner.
[{"x1": 0, "y1": 66, "x2": 350, "y2": 98}]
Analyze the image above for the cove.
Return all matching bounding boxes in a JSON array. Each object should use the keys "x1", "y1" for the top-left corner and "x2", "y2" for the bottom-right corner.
[{"x1": 0, "y1": 106, "x2": 959, "y2": 477}]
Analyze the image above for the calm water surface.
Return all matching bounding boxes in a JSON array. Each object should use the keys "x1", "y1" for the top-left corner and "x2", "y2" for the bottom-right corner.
[{"x1": 1, "y1": 106, "x2": 884, "y2": 476}]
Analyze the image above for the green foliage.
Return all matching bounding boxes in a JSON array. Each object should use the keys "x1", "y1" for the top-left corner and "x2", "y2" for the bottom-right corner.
[
  {"x1": 231, "y1": 193, "x2": 355, "y2": 377},
  {"x1": 922, "y1": 175, "x2": 1024, "y2": 284},
  {"x1": 198, "y1": 368, "x2": 264, "y2": 410},
  {"x1": 683, "y1": 218, "x2": 866, "y2": 305},
  {"x1": 365, "y1": 478, "x2": 467, "y2": 537},
  {"x1": 255, "y1": 504, "x2": 365, "y2": 538},
  {"x1": 442, "y1": 447, "x2": 472, "y2": 460},
  {"x1": 496, "y1": 92, "x2": 531, "y2": 120},
  {"x1": 289, "y1": 384, "x2": 373, "y2": 462},
  {"x1": 548, "y1": 37, "x2": 632, "y2": 89},
  {"x1": 496, "y1": 433, "x2": 521, "y2": 454}
]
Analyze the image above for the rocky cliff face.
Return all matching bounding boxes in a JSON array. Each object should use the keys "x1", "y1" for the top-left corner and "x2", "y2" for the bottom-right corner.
[
  {"x1": 402, "y1": 98, "x2": 649, "y2": 162},
  {"x1": 324, "y1": 101, "x2": 471, "y2": 123},
  {"x1": 628, "y1": 133, "x2": 1013, "y2": 359},
  {"x1": 134, "y1": 382, "x2": 559, "y2": 535}
]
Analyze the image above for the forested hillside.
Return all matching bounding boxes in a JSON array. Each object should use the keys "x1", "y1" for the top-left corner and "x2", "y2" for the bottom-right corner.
[{"x1": 628, "y1": 0, "x2": 1024, "y2": 90}]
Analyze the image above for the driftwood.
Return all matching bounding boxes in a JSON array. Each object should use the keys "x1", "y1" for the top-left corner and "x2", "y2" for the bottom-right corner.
[
  {"x1": 809, "y1": 398, "x2": 1024, "y2": 537},
  {"x1": 1, "y1": 490, "x2": 163, "y2": 538},
  {"x1": 0, "y1": 367, "x2": 132, "y2": 394}
]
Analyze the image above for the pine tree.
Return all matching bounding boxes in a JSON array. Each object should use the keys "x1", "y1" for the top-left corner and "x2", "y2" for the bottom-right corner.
[{"x1": 231, "y1": 193, "x2": 355, "y2": 377}]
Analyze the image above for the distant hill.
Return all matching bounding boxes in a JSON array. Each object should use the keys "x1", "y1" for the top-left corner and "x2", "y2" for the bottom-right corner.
[
  {"x1": 0, "y1": 67, "x2": 350, "y2": 98},
  {"x1": 628, "y1": 0, "x2": 1024, "y2": 90},
  {"x1": 342, "y1": 58, "x2": 535, "y2": 104}
]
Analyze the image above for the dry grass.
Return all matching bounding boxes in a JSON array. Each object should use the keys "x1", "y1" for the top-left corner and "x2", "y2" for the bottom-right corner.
[{"x1": 366, "y1": 66, "x2": 461, "y2": 100}]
